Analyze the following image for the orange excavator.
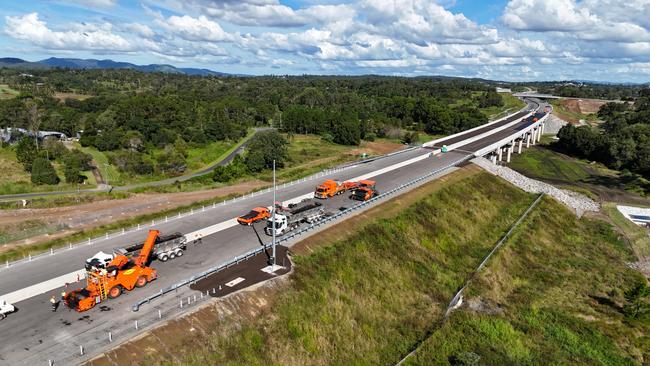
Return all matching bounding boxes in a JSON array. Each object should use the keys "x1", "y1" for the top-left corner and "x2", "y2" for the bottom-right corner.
[{"x1": 64, "y1": 230, "x2": 160, "y2": 312}]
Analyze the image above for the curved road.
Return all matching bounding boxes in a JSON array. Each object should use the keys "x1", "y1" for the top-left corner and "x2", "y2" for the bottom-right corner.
[{"x1": 0, "y1": 102, "x2": 546, "y2": 365}]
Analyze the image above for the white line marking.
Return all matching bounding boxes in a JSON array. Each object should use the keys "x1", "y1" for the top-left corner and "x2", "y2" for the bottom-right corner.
[{"x1": 225, "y1": 277, "x2": 245, "y2": 287}]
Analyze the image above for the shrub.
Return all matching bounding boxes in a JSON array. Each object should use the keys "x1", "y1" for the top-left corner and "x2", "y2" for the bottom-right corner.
[{"x1": 31, "y1": 157, "x2": 60, "y2": 185}]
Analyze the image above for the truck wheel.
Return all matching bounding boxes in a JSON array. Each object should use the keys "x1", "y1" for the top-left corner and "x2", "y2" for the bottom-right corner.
[
  {"x1": 169, "y1": 252, "x2": 176, "y2": 260},
  {"x1": 0, "y1": 313, "x2": 5, "y2": 320},
  {"x1": 108, "y1": 286, "x2": 122, "y2": 299},
  {"x1": 135, "y1": 276, "x2": 148, "y2": 288},
  {"x1": 175, "y1": 249, "x2": 184, "y2": 257},
  {"x1": 159, "y1": 254, "x2": 169, "y2": 262}
]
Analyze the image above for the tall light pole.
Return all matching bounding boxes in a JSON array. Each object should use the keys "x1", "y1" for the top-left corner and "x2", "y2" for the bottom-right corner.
[{"x1": 271, "y1": 159, "x2": 276, "y2": 268}]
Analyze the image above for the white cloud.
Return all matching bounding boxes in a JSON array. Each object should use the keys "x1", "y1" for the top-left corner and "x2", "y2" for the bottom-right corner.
[
  {"x1": 4, "y1": 13, "x2": 132, "y2": 51},
  {"x1": 126, "y1": 23, "x2": 155, "y2": 38},
  {"x1": 502, "y1": 0, "x2": 650, "y2": 42},
  {"x1": 66, "y1": 0, "x2": 117, "y2": 8},
  {"x1": 156, "y1": 15, "x2": 232, "y2": 42}
]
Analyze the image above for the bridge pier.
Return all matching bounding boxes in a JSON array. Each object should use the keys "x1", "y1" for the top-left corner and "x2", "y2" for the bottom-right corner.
[
  {"x1": 526, "y1": 133, "x2": 531, "y2": 148},
  {"x1": 517, "y1": 139, "x2": 523, "y2": 154},
  {"x1": 497, "y1": 147, "x2": 503, "y2": 161},
  {"x1": 531, "y1": 129, "x2": 537, "y2": 145},
  {"x1": 491, "y1": 153, "x2": 497, "y2": 164},
  {"x1": 506, "y1": 144, "x2": 512, "y2": 163},
  {"x1": 537, "y1": 125, "x2": 542, "y2": 142}
]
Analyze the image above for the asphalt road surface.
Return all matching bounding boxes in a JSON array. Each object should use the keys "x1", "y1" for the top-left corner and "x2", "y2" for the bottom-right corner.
[{"x1": 0, "y1": 103, "x2": 543, "y2": 365}]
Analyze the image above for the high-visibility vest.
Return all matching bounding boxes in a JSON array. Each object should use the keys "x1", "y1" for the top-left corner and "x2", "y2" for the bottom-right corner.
[{"x1": 50, "y1": 297, "x2": 56, "y2": 304}]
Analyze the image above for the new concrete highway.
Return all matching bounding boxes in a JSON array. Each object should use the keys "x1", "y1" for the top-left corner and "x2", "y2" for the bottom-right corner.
[{"x1": 0, "y1": 101, "x2": 545, "y2": 365}]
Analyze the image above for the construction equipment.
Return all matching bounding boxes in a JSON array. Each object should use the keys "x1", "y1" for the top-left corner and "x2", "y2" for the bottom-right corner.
[
  {"x1": 237, "y1": 206, "x2": 271, "y2": 225},
  {"x1": 65, "y1": 230, "x2": 161, "y2": 312},
  {"x1": 315, "y1": 179, "x2": 362, "y2": 199},
  {"x1": 265, "y1": 199, "x2": 325, "y2": 235},
  {"x1": 0, "y1": 298, "x2": 15, "y2": 320},
  {"x1": 350, "y1": 180, "x2": 379, "y2": 201},
  {"x1": 85, "y1": 232, "x2": 187, "y2": 267}
]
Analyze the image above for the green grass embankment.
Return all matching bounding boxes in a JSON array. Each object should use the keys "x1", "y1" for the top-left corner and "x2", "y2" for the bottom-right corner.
[
  {"x1": 509, "y1": 141, "x2": 650, "y2": 200},
  {"x1": 169, "y1": 171, "x2": 536, "y2": 365},
  {"x1": 408, "y1": 196, "x2": 649, "y2": 365}
]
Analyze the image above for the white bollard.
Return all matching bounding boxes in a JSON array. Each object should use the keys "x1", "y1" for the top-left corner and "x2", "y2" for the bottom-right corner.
[
  {"x1": 109, "y1": 332, "x2": 112, "y2": 342},
  {"x1": 158, "y1": 309, "x2": 162, "y2": 319},
  {"x1": 79, "y1": 345, "x2": 84, "y2": 356},
  {"x1": 180, "y1": 300, "x2": 183, "y2": 308},
  {"x1": 50, "y1": 248, "x2": 53, "y2": 255}
]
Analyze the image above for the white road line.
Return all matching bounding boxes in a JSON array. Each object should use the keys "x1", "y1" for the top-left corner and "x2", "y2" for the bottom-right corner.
[{"x1": 2, "y1": 269, "x2": 86, "y2": 304}]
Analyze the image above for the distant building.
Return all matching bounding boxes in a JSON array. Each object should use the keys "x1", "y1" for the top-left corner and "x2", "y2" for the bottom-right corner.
[
  {"x1": 495, "y1": 87, "x2": 512, "y2": 93},
  {"x1": 0, "y1": 127, "x2": 67, "y2": 144}
]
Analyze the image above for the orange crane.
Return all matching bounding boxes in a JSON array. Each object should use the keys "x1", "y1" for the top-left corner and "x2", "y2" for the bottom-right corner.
[{"x1": 64, "y1": 230, "x2": 160, "y2": 312}]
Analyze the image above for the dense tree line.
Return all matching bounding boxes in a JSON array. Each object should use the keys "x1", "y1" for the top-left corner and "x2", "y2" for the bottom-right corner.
[
  {"x1": 518, "y1": 81, "x2": 642, "y2": 100},
  {"x1": 1, "y1": 68, "x2": 505, "y2": 179},
  {"x1": 556, "y1": 89, "x2": 650, "y2": 178},
  {"x1": 12, "y1": 136, "x2": 93, "y2": 185}
]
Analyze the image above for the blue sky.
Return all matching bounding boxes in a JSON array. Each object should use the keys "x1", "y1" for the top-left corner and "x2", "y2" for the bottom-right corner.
[{"x1": 2, "y1": 0, "x2": 650, "y2": 82}]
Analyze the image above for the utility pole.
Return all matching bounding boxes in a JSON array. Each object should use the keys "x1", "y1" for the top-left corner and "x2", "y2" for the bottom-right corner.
[{"x1": 271, "y1": 159, "x2": 276, "y2": 268}]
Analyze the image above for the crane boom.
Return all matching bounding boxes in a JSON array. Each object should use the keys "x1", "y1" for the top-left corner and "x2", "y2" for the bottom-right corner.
[{"x1": 134, "y1": 229, "x2": 160, "y2": 267}]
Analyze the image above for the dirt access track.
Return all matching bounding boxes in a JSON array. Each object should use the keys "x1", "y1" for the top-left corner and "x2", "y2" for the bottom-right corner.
[
  {"x1": 0, "y1": 180, "x2": 265, "y2": 252},
  {"x1": 82, "y1": 166, "x2": 480, "y2": 366}
]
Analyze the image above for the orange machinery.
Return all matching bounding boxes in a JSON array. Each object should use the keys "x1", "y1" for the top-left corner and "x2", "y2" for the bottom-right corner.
[
  {"x1": 315, "y1": 180, "x2": 362, "y2": 199},
  {"x1": 65, "y1": 230, "x2": 160, "y2": 312},
  {"x1": 349, "y1": 180, "x2": 378, "y2": 201}
]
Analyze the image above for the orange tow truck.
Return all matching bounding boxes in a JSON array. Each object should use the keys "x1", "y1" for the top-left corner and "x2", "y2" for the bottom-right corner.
[
  {"x1": 349, "y1": 180, "x2": 378, "y2": 201},
  {"x1": 315, "y1": 180, "x2": 360, "y2": 199},
  {"x1": 237, "y1": 207, "x2": 271, "y2": 225},
  {"x1": 64, "y1": 230, "x2": 161, "y2": 312}
]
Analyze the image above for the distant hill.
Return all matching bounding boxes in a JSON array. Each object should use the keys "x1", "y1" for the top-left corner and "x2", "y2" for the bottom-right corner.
[
  {"x1": 0, "y1": 57, "x2": 48, "y2": 69},
  {"x1": 0, "y1": 57, "x2": 232, "y2": 76}
]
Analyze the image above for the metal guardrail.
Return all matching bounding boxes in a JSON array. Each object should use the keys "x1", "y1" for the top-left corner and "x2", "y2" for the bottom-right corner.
[{"x1": 132, "y1": 153, "x2": 474, "y2": 311}]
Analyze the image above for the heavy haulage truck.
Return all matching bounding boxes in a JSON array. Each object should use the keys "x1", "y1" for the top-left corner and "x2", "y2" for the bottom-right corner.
[
  {"x1": 65, "y1": 230, "x2": 162, "y2": 312},
  {"x1": 85, "y1": 232, "x2": 188, "y2": 271},
  {"x1": 265, "y1": 199, "x2": 326, "y2": 236}
]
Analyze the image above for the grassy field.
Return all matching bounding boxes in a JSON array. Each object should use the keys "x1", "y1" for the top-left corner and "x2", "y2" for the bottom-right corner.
[
  {"x1": 144, "y1": 172, "x2": 537, "y2": 365},
  {"x1": 408, "y1": 196, "x2": 649, "y2": 365},
  {"x1": 481, "y1": 92, "x2": 526, "y2": 119},
  {"x1": 509, "y1": 141, "x2": 650, "y2": 202},
  {"x1": 0, "y1": 84, "x2": 19, "y2": 99},
  {"x1": 0, "y1": 146, "x2": 97, "y2": 195}
]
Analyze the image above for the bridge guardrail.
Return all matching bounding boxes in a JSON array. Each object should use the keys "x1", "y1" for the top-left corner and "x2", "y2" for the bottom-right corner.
[{"x1": 132, "y1": 153, "x2": 474, "y2": 311}]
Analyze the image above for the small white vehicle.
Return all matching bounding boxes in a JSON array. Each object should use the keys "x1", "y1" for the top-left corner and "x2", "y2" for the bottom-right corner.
[{"x1": 0, "y1": 298, "x2": 15, "y2": 320}]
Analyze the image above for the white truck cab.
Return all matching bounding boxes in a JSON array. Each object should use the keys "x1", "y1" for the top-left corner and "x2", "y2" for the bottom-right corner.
[
  {"x1": 0, "y1": 298, "x2": 15, "y2": 320},
  {"x1": 265, "y1": 214, "x2": 291, "y2": 235}
]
